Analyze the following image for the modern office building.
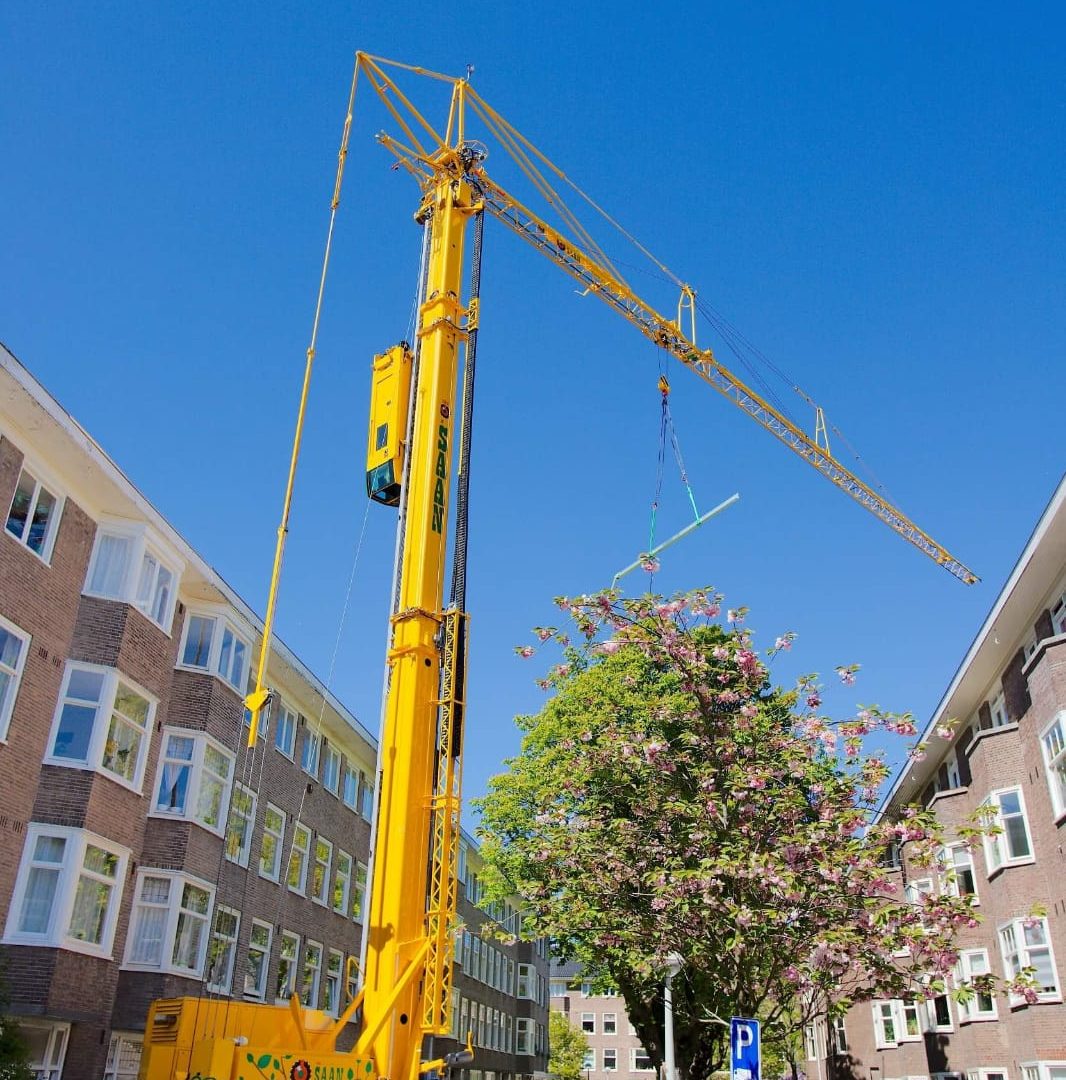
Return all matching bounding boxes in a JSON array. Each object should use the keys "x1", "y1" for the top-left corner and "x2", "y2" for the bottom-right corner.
[
  {"x1": 0, "y1": 342, "x2": 548, "y2": 1080},
  {"x1": 803, "y1": 478, "x2": 1066, "y2": 1080},
  {"x1": 550, "y1": 961, "x2": 655, "y2": 1080}
]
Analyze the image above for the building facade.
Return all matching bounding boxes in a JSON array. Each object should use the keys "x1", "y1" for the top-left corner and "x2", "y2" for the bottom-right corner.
[
  {"x1": 550, "y1": 962, "x2": 656, "y2": 1080},
  {"x1": 0, "y1": 342, "x2": 546, "y2": 1080},
  {"x1": 803, "y1": 478, "x2": 1066, "y2": 1080}
]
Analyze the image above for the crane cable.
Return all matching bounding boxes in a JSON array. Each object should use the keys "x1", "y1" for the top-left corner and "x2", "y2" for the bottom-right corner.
[{"x1": 649, "y1": 369, "x2": 701, "y2": 554}]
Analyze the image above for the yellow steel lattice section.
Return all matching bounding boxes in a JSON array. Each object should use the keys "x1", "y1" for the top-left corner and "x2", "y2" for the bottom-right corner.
[{"x1": 423, "y1": 608, "x2": 469, "y2": 1035}]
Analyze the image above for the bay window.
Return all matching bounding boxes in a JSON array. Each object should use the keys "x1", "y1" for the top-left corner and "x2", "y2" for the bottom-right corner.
[
  {"x1": 1000, "y1": 917, "x2": 1060, "y2": 1002},
  {"x1": 47, "y1": 663, "x2": 154, "y2": 791},
  {"x1": 153, "y1": 728, "x2": 234, "y2": 834},
  {"x1": 3, "y1": 825, "x2": 128, "y2": 956},
  {"x1": 124, "y1": 870, "x2": 214, "y2": 976},
  {"x1": 981, "y1": 788, "x2": 1033, "y2": 872},
  {"x1": 873, "y1": 1000, "x2": 922, "y2": 1048},
  {"x1": 179, "y1": 610, "x2": 251, "y2": 691},
  {"x1": 19, "y1": 1021, "x2": 69, "y2": 1080},
  {"x1": 84, "y1": 521, "x2": 182, "y2": 631}
]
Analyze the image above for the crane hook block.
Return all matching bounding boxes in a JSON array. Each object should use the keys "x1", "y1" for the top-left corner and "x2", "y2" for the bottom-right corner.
[
  {"x1": 658, "y1": 374, "x2": 670, "y2": 396},
  {"x1": 366, "y1": 342, "x2": 414, "y2": 506}
]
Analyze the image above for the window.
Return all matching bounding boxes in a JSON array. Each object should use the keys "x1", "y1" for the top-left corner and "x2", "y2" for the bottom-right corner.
[
  {"x1": 1000, "y1": 917, "x2": 1060, "y2": 1002},
  {"x1": 153, "y1": 729, "x2": 234, "y2": 834},
  {"x1": 945, "y1": 755, "x2": 962, "y2": 789},
  {"x1": 323, "y1": 743, "x2": 341, "y2": 794},
  {"x1": 124, "y1": 871, "x2": 214, "y2": 975},
  {"x1": 602, "y1": 1012, "x2": 617, "y2": 1034},
  {"x1": 804, "y1": 1025, "x2": 819, "y2": 1061},
  {"x1": 516, "y1": 1018, "x2": 533, "y2": 1055},
  {"x1": 942, "y1": 843, "x2": 978, "y2": 901},
  {"x1": 224, "y1": 784, "x2": 257, "y2": 866},
  {"x1": 927, "y1": 994, "x2": 952, "y2": 1032},
  {"x1": 5, "y1": 466, "x2": 61, "y2": 560},
  {"x1": 633, "y1": 1048, "x2": 654, "y2": 1071},
  {"x1": 206, "y1": 906, "x2": 240, "y2": 993},
  {"x1": 1053, "y1": 590, "x2": 1066, "y2": 636},
  {"x1": 0, "y1": 614, "x2": 29, "y2": 741},
  {"x1": 332, "y1": 850, "x2": 352, "y2": 915},
  {"x1": 831, "y1": 1016, "x2": 848, "y2": 1054},
  {"x1": 904, "y1": 877, "x2": 935, "y2": 906},
  {"x1": 583, "y1": 1049, "x2": 596, "y2": 1071},
  {"x1": 352, "y1": 860, "x2": 368, "y2": 922},
  {"x1": 276, "y1": 931, "x2": 300, "y2": 1001},
  {"x1": 311, "y1": 837, "x2": 332, "y2": 905},
  {"x1": 873, "y1": 1001, "x2": 922, "y2": 1048},
  {"x1": 274, "y1": 703, "x2": 297, "y2": 758},
  {"x1": 104, "y1": 1034, "x2": 143, "y2": 1080},
  {"x1": 179, "y1": 611, "x2": 250, "y2": 691},
  {"x1": 604, "y1": 1049, "x2": 618, "y2": 1072},
  {"x1": 301, "y1": 940, "x2": 322, "y2": 1007},
  {"x1": 981, "y1": 788, "x2": 1033, "y2": 871},
  {"x1": 1020, "y1": 1065, "x2": 1066, "y2": 1080},
  {"x1": 85, "y1": 523, "x2": 181, "y2": 631},
  {"x1": 358, "y1": 770, "x2": 375, "y2": 819},
  {"x1": 518, "y1": 963, "x2": 535, "y2": 999},
  {"x1": 1041, "y1": 713, "x2": 1066, "y2": 819},
  {"x1": 342, "y1": 764, "x2": 358, "y2": 809},
  {"x1": 3, "y1": 825, "x2": 128, "y2": 956},
  {"x1": 988, "y1": 691, "x2": 1009, "y2": 729},
  {"x1": 955, "y1": 949, "x2": 997, "y2": 1020},
  {"x1": 20, "y1": 1021, "x2": 69, "y2": 1080},
  {"x1": 259, "y1": 803, "x2": 285, "y2": 880},
  {"x1": 325, "y1": 949, "x2": 344, "y2": 1016},
  {"x1": 581, "y1": 1012, "x2": 595, "y2": 1033},
  {"x1": 301, "y1": 729, "x2": 320, "y2": 778},
  {"x1": 967, "y1": 1071, "x2": 1008, "y2": 1080},
  {"x1": 47, "y1": 663, "x2": 154, "y2": 790},
  {"x1": 245, "y1": 920, "x2": 273, "y2": 999},
  {"x1": 287, "y1": 823, "x2": 311, "y2": 893}
]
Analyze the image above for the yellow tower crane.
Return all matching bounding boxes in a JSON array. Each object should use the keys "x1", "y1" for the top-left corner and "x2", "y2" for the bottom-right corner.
[{"x1": 139, "y1": 52, "x2": 977, "y2": 1080}]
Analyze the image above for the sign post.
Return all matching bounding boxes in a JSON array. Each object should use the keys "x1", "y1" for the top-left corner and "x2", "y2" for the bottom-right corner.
[{"x1": 730, "y1": 1017, "x2": 761, "y2": 1080}]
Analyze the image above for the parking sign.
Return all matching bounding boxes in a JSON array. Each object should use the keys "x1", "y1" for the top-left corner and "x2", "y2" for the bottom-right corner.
[{"x1": 730, "y1": 1017, "x2": 760, "y2": 1080}]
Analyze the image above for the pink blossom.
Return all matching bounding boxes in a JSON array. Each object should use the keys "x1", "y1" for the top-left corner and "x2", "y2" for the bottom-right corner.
[
  {"x1": 641, "y1": 557, "x2": 661, "y2": 573},
  {"x1": 736, "y1": 650, "x2": 760, "y2": 675},
  {"x1": 597, "y1": 640, "x2": 622, "y2": 656},
  {"x1": 712, "y1": 646, "x2": 730, "y2": 661},
  {"x1": 774, "y1": 636, "x2": 793, "y2": 651},
  {"x1": 935, "y1": 725, "x2": 954, "y2": 739},
  {"x1": 515, "y1": 646, "x2": 534, "y2": 658},
  {"x1": 727, "y1": 609, "x2": 743, "y2": 623},
  {"x1": 806, "y1": 692, "x2": 822, "y2": 709}
]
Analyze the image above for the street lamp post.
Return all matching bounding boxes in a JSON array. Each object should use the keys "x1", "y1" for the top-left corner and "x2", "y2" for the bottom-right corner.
[{"x1": 664, "y1": 953, "x2": 683, "y2": 1080}]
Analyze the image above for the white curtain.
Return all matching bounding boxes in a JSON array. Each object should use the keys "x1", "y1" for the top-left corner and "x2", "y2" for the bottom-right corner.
[{"x1": 89, "y1": 533, "x2": 132, "y2": 597}]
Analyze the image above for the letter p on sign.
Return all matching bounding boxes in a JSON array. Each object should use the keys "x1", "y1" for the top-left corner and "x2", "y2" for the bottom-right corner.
[{"x1": 730, "y1": 1018, "x2": 761, "y2": 1080}]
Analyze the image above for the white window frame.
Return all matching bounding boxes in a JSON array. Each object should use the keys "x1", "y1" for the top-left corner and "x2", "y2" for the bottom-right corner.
[
  {"x1": 981, "y1": 787, "x2": 1034, "y2": 873},
  {"x1": 276, "y1": 930, "x2": 300, "y2": 1002},
  {"x1": 351, "y1": 860, "x2": 368, "y2": 923},
  {"x1": 84, "y1": 519, "x2": 183, "y2": 632},
  {"x1": 955, "y1": 948, "x2": 997, "y2": 1021},
  {"x1": 873, "y1": 1000, "x2": 923, "y2": 1048},
  {"x1": 2, "y1": 824, "x2": 129, "y2": 957},
  {"x1": 224, "y1": 783, "x2": 257, "y2": 867},
  {"x1": 259, "y1": 802, "x2": 285, "y2": 881},
  {"x1": 632, "y1": 1047, "x2": 654, "y2": 1072},
  {"x1": 5, "y1": 462, "x2": 63, "y2": 563},
  {"x1": 0, "y1": 612, "x2": 30, "y2": 742},
  {"x1": 926, "y1": 993, "x2": 953, "y2": 1032},
  {"x1": 580, "y1": 1011, "x2": 595, "y2": 1034},
  {"x1": 603, "y1": 1048, "x2": 618, "y2": 1072},
  {"x1": 122, "y1": 869, "x2": 215, "y2": 976},
  {"x1": 301, "y1": 939, "x2": 323, "y2": 1008},
  {"x1": 967, "y1": 1070, "x2": 1009, "y2": 1080},
  {"x1": 1019, "y1": 1063, "x2": 1066, "y2": 1080},
  {"x1": 942, "y1": 843, "x2": 979, "y2": 903},
  {"x1": 244, "y1": 919, "x2": 273, "y2": 1000},
  {"x1": 104, "y1": 1032, "x2": 143, "y2": 1080},
  {"x1": 19, "y1": 1019, "x2": 70, "y2": 1080},
  {"x1": 301, "y1": 728, "x2": 321, "y2": 778},
  {"x1": 45, "y1": 662, "x2": 156, "y2": 792},
  {"x1": 151, "y1": 727, "x2": 234, "y2": 835},
  {"x1": 999, "y1": 917, "x2": 1061, "y2": 1003},
  {"x1": 582, "y1": 1049, "x2": 596, "y2": 1072},
  {"x1": 322, "y1": 742, "x2": 341, "y2": 795},
  {"x1": 311, "y1": 835, "x2": 333, "y2": 906},
  {"x1": 1040, "y1": 711, "x2": 1066, "y2": 820},
  {"x1": 177, "y1": 607, "x2": 251, "y2": 692},
  {"x1": 516, "y1": 1017, "x2": 533, "y2": 1055},
  {"x1": 358, "y1": 770, "x2": 374, "y2": 820},
  {"x1": 332, "y1": 849, "x2": 352, "y2": 915},
  {"x1": 1053, "y1": 589, "x2": 1066, "y2": 636},
  {"x1": 274, "y1": 701, "x2": 297, "y2": 759},
  {"x1": 205, "y1": 904, "x2": 241, "y2": 994},
  {"x1": 342, "y1": 763, "x2": 358, "y2": 809},
  {"x1": 287, "y1": 822, "x2": 312, "y2": 894},
  {"x1": 325, "y1": 948, "x2": 344, "y2": 1017}
]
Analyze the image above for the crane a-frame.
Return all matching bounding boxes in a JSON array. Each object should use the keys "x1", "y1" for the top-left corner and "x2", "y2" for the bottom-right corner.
[{"x1": 139, "y1": 53, "x2": 977, "y2": 1080}]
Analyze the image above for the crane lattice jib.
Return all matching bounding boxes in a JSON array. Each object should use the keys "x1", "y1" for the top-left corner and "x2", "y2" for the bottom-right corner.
[{"x1": 472, "y1": 178, "x2": 978, "y2": 585}]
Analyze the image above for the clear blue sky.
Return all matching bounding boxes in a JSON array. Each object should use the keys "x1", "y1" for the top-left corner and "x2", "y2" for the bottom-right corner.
[{"x1": 2, "y1": 2, "x2": 1064, "y2": 812}]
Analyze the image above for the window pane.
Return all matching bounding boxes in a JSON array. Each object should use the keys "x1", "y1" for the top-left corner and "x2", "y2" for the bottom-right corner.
[
  {"x1": 182, "y1": 616, "x2": 215, "y2": 667},
  {"x1": 6, "y1": 471, "x2": 34, "y2": 538},
  {"x1": 89, "y1": 533, "x2": 132, "y2": 596},
  {"x1": 157, "y1": 761, "x2": 190, "y2": 812},
  {"x1": 69, "y1": 875, "x2": 112, "y2": 944},
  {"x1": 1005, "y1": 814, "x2": 1030, "y2": 857},
  {"x1": 67, "y1": 668, "x2": 105, "y2": 702},
  {"x1": 28, "y1": 486, "x2": 57, "y2": 553},
  {"x1": 19, "y1": 866, "x2": 61, "y2": 934},
  {"x1": 53, "y1": 704, "x2": 97, "y2": 761},
  {"x1": 196, "y1": 775, "x2": 224, "y2": 828}
]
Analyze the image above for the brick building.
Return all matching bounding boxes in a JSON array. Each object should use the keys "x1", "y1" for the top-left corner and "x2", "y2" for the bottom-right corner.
[
  {"x1": 803, "y1": 477, "x2": 1066, "y2": 1080},
  {"x1": 550, "y1": 961, "x2": 655, "y2": 1080},
  {"x1": 0, "y1": 342, "x2": 548, "y2": 1080}
]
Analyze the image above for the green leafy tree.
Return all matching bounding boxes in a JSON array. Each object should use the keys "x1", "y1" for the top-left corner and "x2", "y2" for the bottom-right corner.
[
  {"x1": 549, "y1": 1011, "x2": 590, "y2": 1080},
  {"x1": 477, "y1": 589, "x2": 1003, "y2": 1080}
]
